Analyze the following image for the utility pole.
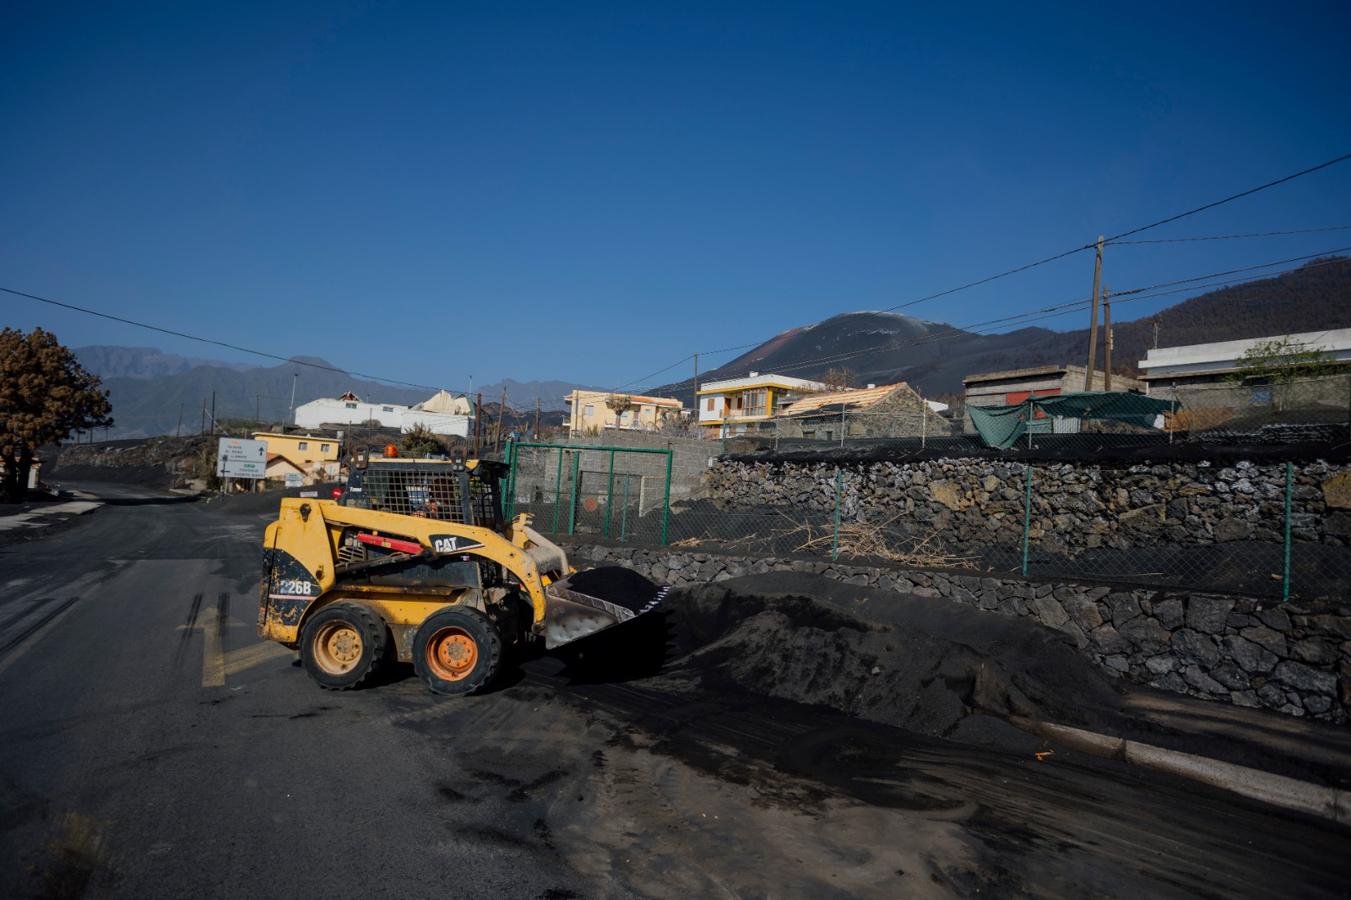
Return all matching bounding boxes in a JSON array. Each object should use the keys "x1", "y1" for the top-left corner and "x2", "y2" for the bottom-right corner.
[
  {"x1": 210, "y1": 391, "x2": 216, "y2": 435},
  {"x1": 534, "y1": 396, "x2": 541, "y2": 439},
  {"x1": 1152, "y1": 319, "x2": 1160, "y2": 350},
  {"x1": 1083, "y1": 235, "x2": 1104, "y2": 391},
  {"x1": 256, "y1": 394, "x2": 261, "y2": 425},
  {"x1": 492, "y1": 388, "x2": 507, "y2": 452},
  {"x1": 200, "y1": 399, "x2": 207, "y2": 435},
  {"x1": 176, "y1": 404, "x2": 184, "y2": 438},
  {"x1": 693, "y1": 352, "x2": 699, "y2": 407},
  {"x1": 1103, "y1": 287, "x2": 1113, "y2": 392},
  {"x1": 473, "y1": 392, "x2": 483, "y2": 457},
  {"x1": 288, "y1": 372, "x2": 298, "y2": 424}
]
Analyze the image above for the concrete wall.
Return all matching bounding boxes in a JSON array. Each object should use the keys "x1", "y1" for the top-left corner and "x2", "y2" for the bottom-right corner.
[{"x1": 570, "y1": 542, "x2": 1351, "y2": 725}]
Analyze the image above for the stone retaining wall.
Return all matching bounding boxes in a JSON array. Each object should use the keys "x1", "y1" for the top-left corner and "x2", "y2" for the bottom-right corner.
[
  {"x1": 571, "y1": 542, "x2": 1351, "y2": 725},
  {"x1": 705, "y1": 457, "x2": 1351, "y2": 554}
]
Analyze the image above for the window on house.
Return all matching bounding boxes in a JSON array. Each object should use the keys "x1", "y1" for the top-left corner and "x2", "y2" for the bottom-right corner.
[
  {"x1": 298, "y1": 441, "x2": 309, "y2": 451},
  {"x1": 321, "y1": 443, "x2": 330, "y2": 452},
  {"x1": 747, "y1": 389, "x2": 767, "y2": 417},
  {"x1": 706, "y1": 398, "x2": 714, "y2": 411},
  {"x1": 382, "y1": 406, "x2": 394, "y2": 413},
  {"x1": 584, "y1": 404, "x2": 594, "y2": 416},
  {"x1": 345, "y1": 402, "x2": 358, "y2": 409}
]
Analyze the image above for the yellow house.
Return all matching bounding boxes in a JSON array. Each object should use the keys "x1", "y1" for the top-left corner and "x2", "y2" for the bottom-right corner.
[
  {"x1": 252, "y1": 432, "x2": 342, "y2": 478},
  {"x1": 696, "y1": 372, "x2": 827, "y2": 437},
  {"x1": 564, "y1": 391, "x2": 684, "y2": 436}
]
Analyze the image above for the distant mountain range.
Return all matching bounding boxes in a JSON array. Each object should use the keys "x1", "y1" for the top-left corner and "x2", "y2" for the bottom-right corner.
[
  {"x1": 654, "y1": 256, "x2": 1351, "y2": 402},
  {"x1": 74, "y1": 348, "x2": 601, "y2": 439},
  {"x1": 76, "y1": 256, "x2": 1351, "y2": 438}
]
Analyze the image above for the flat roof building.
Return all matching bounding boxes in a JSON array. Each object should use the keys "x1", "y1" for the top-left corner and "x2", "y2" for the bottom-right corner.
[{"x1": 961, "y1": 364, "x2": 1143, "y2": 434}]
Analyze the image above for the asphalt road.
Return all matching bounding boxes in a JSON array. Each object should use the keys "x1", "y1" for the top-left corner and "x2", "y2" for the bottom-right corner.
[{"x1": 2, "y1": 486, "x2": 1350, "y2": 899}]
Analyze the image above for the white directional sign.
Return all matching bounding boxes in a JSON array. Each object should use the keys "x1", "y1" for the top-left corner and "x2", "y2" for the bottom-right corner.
[{"x1": 217, "y1": 437, "x2": 267, "y2": 479}]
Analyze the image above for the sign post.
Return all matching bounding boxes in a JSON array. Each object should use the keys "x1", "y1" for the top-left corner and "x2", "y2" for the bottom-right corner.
[{"x1": 217, "y1": 437, "x2": 268, "y2": 485}]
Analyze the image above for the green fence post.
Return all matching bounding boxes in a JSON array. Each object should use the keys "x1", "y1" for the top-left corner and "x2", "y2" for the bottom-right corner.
[
  {"x1": 1283, "y1": 461, "x2": 1293, "y2": 602},
  {"x1": 567, "y1": 451, "x2": 580, "y2": 535},
  {"x1": 620, "y1": 475, "x2": 630, "y2": 543},
  {"x1": 504, "y1": 441, "x2": 517, "y2": 520},
  {"x1": 551, "y1": 448, "x2": 564, "y2": 534},
  {"x1": 1021, "y1": 464, "x2": 1034, "y2": 577},
  {"x1": 831, "y1": 467, "x2": 842, "y2": 561},
  {"x1": 660, "y1": 450, "x2": 673, "y2": 545},
  {"x1": 604, "y1": 450, "x2": 616, "y2": 539}
]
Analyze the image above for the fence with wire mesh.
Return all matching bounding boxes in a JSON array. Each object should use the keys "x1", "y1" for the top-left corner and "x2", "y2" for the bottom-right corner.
[
  {"x1": 677, "y1": 455, "x2": 1351, "y2": 602},
  {"x1": 505, "y1": 442, "x2": 673, "y2": 544}
]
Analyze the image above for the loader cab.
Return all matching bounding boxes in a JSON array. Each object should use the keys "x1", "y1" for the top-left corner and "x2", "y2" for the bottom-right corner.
[{"x1": 341, "y1": 453, "x2": 506, "y2": 531}]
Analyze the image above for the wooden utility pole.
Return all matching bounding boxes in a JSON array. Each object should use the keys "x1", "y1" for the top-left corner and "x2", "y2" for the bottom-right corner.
[
  {"x1": 491, "y1": 388, "x2": 507, "y2": 452},
  {"x1": 1083, "y1": 235, "x2": 1105, "y2": 390},
  {"x1": 200, "y1": 399, "x2": 207, "y2": 435},
  {"x1": 210, "y1": 391, "x2": 217, "y2": 435},
  {"x1": 1152, "y1": 319, "x2": 1160, "y2": 349},
  {"x1": 473, "y1": 392, "x2": 483, "y2": 456},
  {"x1": 176, "y1": 404, "x2": 184, "y2": 438},
  {"x1": 533, "y1": 397, "x2": 541, "y2": 439},
  {"x1": 1103, "y1": 287, "x2": 1113, "y2": 391},
  {"x1": 693, "y1": 352, "x2": 699, "y2": 404}
]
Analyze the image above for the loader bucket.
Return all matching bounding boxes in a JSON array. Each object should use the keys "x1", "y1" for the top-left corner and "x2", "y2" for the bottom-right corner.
[{"x1": 542, "y1": 566, "x2": 668, "y2": 649}]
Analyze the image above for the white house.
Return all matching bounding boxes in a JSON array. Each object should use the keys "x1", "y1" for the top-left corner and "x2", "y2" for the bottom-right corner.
[{"x1": 294, "y1": 390, "x2": 472, "y2": 437}]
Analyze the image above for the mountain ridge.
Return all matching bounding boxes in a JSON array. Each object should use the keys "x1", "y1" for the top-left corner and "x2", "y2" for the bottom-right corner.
[{"x1": 655, "y1": 256, "x2": 1351, "y2": 401}]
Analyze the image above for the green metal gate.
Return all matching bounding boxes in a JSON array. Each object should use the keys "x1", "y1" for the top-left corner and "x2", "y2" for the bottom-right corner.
[{"x1": 504, "y1": 442, "x2": 673, "y2": 544}]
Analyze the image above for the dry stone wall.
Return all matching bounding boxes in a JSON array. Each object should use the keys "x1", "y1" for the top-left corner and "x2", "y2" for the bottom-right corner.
[
  {"x1": 571, "y1": 543, "x2": 1351, "y2": 725},
  {"x1": 706, "y1": 457, "x2": 1351, "y2": 555}
]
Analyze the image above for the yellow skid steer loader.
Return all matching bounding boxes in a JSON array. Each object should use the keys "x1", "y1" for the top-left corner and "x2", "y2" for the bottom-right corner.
[{"x1": 258, "y1": 453, "x2": 666, "y2": 694}]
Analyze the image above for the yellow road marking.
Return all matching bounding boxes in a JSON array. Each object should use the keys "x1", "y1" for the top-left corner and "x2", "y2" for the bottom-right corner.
[{"x1": 223, "y1": 641, "x2": 291, "y2": 676}]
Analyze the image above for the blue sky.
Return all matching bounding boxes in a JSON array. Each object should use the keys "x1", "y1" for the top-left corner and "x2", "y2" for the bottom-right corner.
[{"x1": 3, "y1": 1, "x2": 1349, "y2": 395}]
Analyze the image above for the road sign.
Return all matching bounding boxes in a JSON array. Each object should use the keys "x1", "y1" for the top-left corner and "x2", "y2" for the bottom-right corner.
[
  {"x1": 217, "y1": 437, "x2": 267, "y2": 479},
  {"x1": 284, "y1": 473, "x2": 304, "y2": 488}
]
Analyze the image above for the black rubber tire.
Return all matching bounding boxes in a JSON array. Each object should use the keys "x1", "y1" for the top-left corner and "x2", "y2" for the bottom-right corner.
[
  {"x1": 299, "y1": 603, "x2": 388, "y2": 690},
  {"x1": 412, "y1": 605, "x2": 503, "y2": 696}
]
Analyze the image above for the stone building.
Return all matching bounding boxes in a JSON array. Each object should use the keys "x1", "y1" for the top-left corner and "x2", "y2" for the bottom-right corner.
[{"x1": 775, "y1": 382, "x2": 949, "y2": 440}]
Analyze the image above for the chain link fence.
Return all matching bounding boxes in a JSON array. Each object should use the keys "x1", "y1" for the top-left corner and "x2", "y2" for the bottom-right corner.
[
  {"x1": 665, "y1": 458, "x2": 1351, "y2": 602},
  {"x1": 507, "y1": 377, "x2": 1351, "y2": 603},
  {"x1": 505, "y1": 442, "x2": 673, "y2": 544}
]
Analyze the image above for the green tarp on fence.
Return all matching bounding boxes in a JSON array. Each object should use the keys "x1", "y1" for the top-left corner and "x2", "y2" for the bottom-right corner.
[{"x1": 968, "y1": 391, "x2": 1177, "y2": 449}]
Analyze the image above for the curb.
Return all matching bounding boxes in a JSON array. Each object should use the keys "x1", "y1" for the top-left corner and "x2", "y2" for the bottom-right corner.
[{"x1": 1009, "y1": 716, "x2": 1350, "y2": 824}]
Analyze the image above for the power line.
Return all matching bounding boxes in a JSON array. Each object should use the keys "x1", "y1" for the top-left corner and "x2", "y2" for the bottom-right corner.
[
  {"x1": 883, "y1": 151, "x2": 1351, "y2": 311},
  {"x1": 881, "y1": 243, "x2": 1094, "y2": 312},
  {"x1": 1109, "y1": 224, "x2": 1351, "y2": 245},
  {"x1": 616, "y1": 153, "x2": 1351, "y2": 391},
  {"x1": 1, "y1": 285, "x2": 467, "y2": 397},
  {"x1": 1103, "y1": 152, "x2": 1351, "y2": 243},
  {"x1": 626, "y1": 250, "x2": 1351, "y2": 391},
  {"x1": 1111, "y1": 246, "x2": 1351, "y2": 298}
]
